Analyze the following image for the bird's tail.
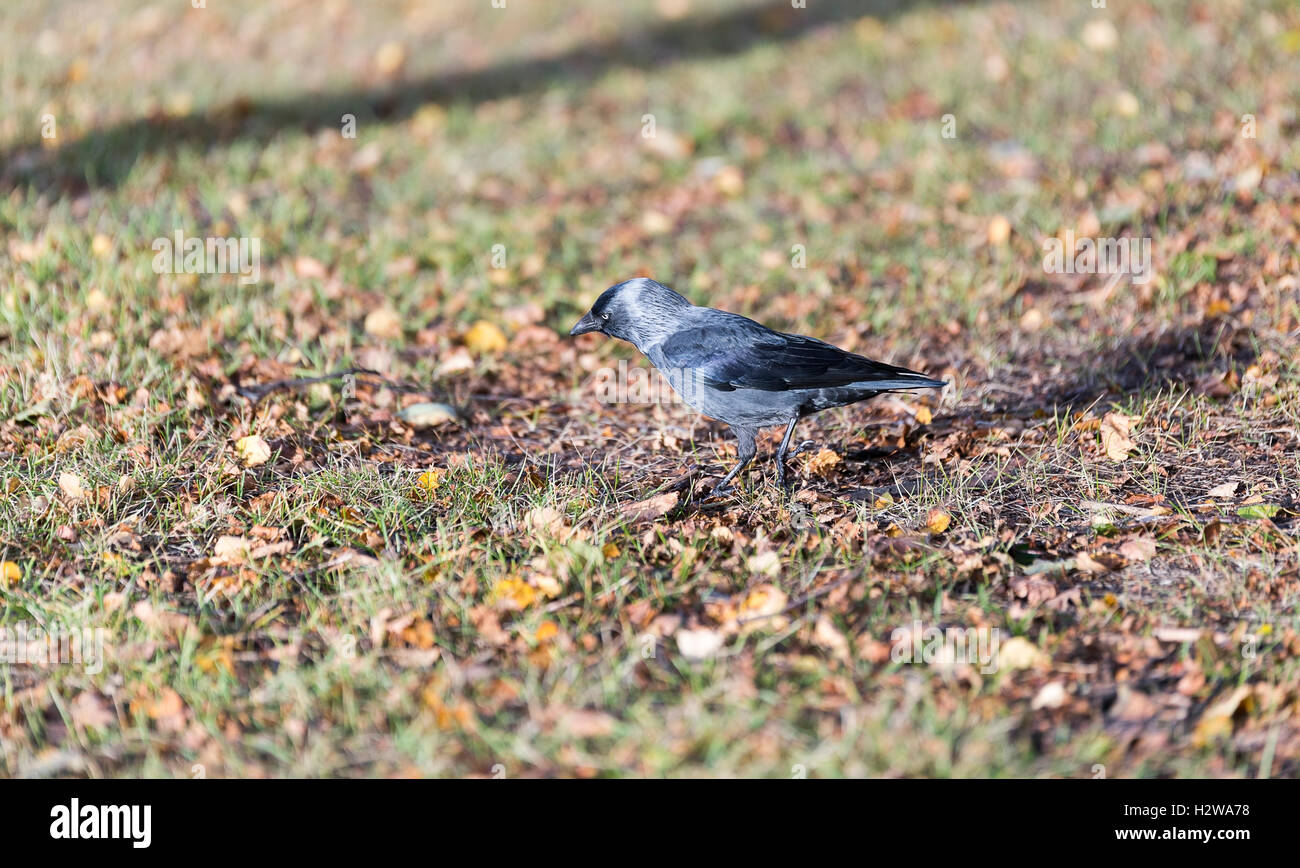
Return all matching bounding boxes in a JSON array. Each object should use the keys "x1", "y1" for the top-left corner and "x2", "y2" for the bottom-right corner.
[{"x1": 853, "y1": 374, "x2": 946, "y2": 391}]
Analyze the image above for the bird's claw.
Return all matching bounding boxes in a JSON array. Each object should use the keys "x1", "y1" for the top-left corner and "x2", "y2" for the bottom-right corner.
[
  {"x1": 792, "y1": 440, "x2": 818, "y2": 455},
  {"x1": 708, "y1": 482, "x2": 736, "y2": 497}
]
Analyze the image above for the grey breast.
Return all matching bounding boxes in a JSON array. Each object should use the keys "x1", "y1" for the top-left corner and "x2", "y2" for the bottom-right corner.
[{"x1": 647, "y1": 342, "x2": 801, "y2": 429}]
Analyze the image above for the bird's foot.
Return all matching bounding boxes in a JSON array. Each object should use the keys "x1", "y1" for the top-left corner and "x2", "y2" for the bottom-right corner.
[
  {"x1": 708, "y1": 481, "x2": 736, "y2": 497},
  {"x1": 792, "y1": 439, "x2": 818, "y2": 455}
]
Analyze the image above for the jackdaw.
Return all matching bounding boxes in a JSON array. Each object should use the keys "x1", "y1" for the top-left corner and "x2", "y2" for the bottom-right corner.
[{"x1": 570, "y1": 278, "x2": 946, "y2": 494}]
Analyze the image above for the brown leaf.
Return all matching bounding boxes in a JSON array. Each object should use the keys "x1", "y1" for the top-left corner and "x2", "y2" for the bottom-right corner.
[
  {"x1": 803, "y1": 447, "x2": 842, "y2": 478},
  {"x1": 1119, "y1": 536, "x2": 1157, "y2": 562},
  {"x1": 620, "y1": 490, "x2": 678, "y2": 523},
  {"x1": 1099, "y1": 412, "x2": 1136, "y2": 461}
]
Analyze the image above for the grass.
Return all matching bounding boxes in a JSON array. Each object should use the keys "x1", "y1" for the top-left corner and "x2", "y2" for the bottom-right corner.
[{"x1": 0, "y1": 0, "x2": 1298, "y2": 777}]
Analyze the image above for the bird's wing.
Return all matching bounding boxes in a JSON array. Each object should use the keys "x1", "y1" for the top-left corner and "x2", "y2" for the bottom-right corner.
[{"x1": 658, "y1": 321, "x2": 944, "y2": 392}]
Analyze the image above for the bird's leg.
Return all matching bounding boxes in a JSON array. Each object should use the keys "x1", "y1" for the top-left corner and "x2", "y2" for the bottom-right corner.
[
  {"x1": 774, "y1": 419, "x2": 798, "y2": 489},
  {"x1": 711, "y1": 427, "x2": 757, "y2": 496}
]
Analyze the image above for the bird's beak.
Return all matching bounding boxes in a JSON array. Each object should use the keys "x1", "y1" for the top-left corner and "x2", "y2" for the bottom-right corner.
[{"x1": 568, "y1": 311, "x2": 601, "y2": 336}]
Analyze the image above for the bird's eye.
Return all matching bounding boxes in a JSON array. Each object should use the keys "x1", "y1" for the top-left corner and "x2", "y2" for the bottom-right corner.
[{"x1": 601, "y1": 313, "x2": 610, "y2": 321}]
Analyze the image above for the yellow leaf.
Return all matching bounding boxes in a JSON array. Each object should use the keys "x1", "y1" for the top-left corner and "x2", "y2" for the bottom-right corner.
[
  {"x1": 914, "y1": 405, "x2": 932, "y2": 425},
  {"x1": 464, "y1": 320, "x2": 507, "y2": 354},
  {"x1": 493, "y1": 576, "x2": 537, "y2": 610},
  {"x1": 714, "y1": 165, "x2": 744, "y2": 196},
  {"x1": 235, "y1": 434, "x2": 272, "y2": 467},
  {"x1": 926, "y1": 508, "x2": 952, "y2": 534},
  {"x1": 1193, "y1": 686, "x2": 1254, "y2": 747},
  {"x1": 534, "y1": 621, "x2": 559, "y2": 642},
  {"x1": 987, "y1": 215, "x2": 1012, "y2": 246},
  {"x1": 415, "y1": 469, "x2": 443, "y2": 497},
  {"x1": 640, "y1": 211, "x2": 673, "y2": 234},
  {"x1": 1114, "y1": 91, "x2": 1140, "y2": 118},
  {"x1": 738, "y1": 583, "x2": 789, "y2": 632},
  {"x1": 373, "y1": 41, "x2": 406, "y2": 76},
  {"x1": 1, "y1": 561, "x2": 20, "y2": 586},
  {"x1": 804, "y1": 447, "x2": 841, "y2": 478},
  {"x1": 601, "y1": 542, "x2": 621, "y2": 559}
]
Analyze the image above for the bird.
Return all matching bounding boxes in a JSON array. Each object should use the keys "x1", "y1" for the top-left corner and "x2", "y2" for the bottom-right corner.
[{"x1": 569, "y1": 277, "x2": 946, "y2": 495}]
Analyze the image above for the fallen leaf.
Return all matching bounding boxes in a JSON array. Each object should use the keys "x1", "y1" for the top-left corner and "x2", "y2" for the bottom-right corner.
[
  {"x1": 235, "y1": 435, "x2": 272, "y2": 467},
  {"x1": 364, "y1": 307, "x2": 403, "y2": 340},
  {"x1": 522, "y1": 506, "x2": 569, "y2": 540},
  {"x1": 69, "y1": 691, "x2": 115, "y2": 731},
  {"x1": 559, "y1": 709, "x2": 616, "y2": 738},
  {"x1": 1193, "y1": 686, "x2": 1254, "y2": 746},
  {"x1": 746, "y1": 550, "x2": 781, "y2": 577},
  {"x1": 212, "y1": 535, "x2": 251, "y2": 565},
  {"x1": 414, "y1": 469, "x2": 443, "y2": 497},
  {"x1": 811, "y1": 614, "x2": 850, "y2": 662},
  {"x1": 492, "y1": 576, "x2": 538, "y2": 610},
  {"x1": 804, "y1": 447, "x2": 841, "y2": 478},
  {"x1": 1031, "y1": 681, "x2": 1068, "y2": 710},
  {"x1": 997, "y1": 636, "x2": 1049, "y2": 670},
  {"x1": 1154, "y1": 627, "x2": 1203, "y2": 644},
  {"x1": 987, "y1": 215, "x2": 1012, "y2": 246},
  {"x1": 1074, "y1": 551, "x2": 1111, "y2": 574},
  {"x1": 373, "y1": 41, "x2": 406, "y2": 76},
  {"x1": 737, "y1": 583, "x2": 788, "y2": 630},
  {"x1": 621, "y1": 490, "x2": 678, "y2": 523},
  {"x1": 1119, "y1": 536, "x2": 1157, "y2": 563},
  {"x1": 464, "y1": 320, "x2": 507, "y2": 354},
  {"x1": 293, "y1": 256, "x2": 328, "y2": 278},
  {"x1": 1099, "y1": 412, "x2": 1136, "y2": 461},
  {"x1": 926, "y1": 508, "x2": 952, "y2": 534},
  {"x1": 676, "y1": 627, "x2": 725, "y2": 660},
  {"x1": 58, "y1": 472, "x2": 87, "y2": 499},
  {"x1": 436, "y1": 347, "x2": 475, "y2": 376}
]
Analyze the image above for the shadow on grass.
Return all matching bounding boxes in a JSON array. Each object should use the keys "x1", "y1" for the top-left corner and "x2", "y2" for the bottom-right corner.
[
  {"x1": 2, "y1": 0, "x2": 970, "y2": 194},
  {"x1": 1037, "y1": 319, "x2": 1259, "y2": 410}
]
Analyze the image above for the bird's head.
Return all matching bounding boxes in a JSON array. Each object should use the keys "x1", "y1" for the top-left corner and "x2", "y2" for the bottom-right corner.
[{"x1": 569, "y1": 277, "x2": 692, "y2": 351}]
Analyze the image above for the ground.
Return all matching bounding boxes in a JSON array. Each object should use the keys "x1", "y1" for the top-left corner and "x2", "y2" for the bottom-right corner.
[{"x1": 0, "y1": 0, "x2": 1297, "y2": 777}]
